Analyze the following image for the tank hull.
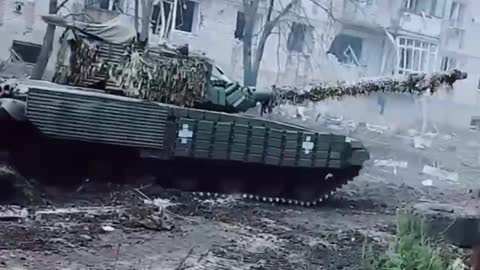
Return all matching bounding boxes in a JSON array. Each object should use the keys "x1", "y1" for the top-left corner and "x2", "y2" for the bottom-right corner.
[{"x1": 2, "y1": 83, "x2": 370, "y2": 206}]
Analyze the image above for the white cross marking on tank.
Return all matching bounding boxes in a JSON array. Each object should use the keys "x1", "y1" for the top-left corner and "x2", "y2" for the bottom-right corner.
[
  {"x1": 302, "y1": 136, "x2": 314, "y2": 154},
  {"x1": 179, "y1": 124, "x2": 193, "y2": 144}
]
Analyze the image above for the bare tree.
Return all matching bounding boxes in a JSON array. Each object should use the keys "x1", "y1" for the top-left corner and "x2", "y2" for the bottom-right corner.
[
  {"x1": 242, "y1": 0, "x2": 300, "y2": 86},
  {"x1": 241, "y1": 0, "x2": 340, "y2": 87},
  {"x1": 139, "y1": 0, "x2": 154, "y2": 42},
  {"x1": 31, "y1": 0, "x2": 70, "y2": 80},
  {"x1": 137, "y1": 0, "x2": 178, "y2": 44}
]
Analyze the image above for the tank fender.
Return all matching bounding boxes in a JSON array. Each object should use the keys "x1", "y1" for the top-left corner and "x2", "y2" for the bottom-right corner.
[{"x1": 0, "y1": 98, "x2": 27, "y2": 122}]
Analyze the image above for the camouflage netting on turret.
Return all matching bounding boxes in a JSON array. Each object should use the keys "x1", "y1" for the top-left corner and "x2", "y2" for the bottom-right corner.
[
  {"x1": 68, "y1": 38, "x2": 104, "y2": 85},
  {"x1": 52, "y1": 36, "x2": 104, "y2": 86},
  {"x1": 108, "y1": 46, "x2": 211, "y2": 107},
  {"x1": 273, "y1": 69, "x2": 468, "y2": 103},
  {"x1": 54, "y1": 35, "x2": 212, "y2": 108}
]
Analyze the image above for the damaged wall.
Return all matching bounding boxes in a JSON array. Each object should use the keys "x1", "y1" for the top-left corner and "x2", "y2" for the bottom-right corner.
[{"x1": 0, "y1": 0, "x2": 82, "y2": 80}]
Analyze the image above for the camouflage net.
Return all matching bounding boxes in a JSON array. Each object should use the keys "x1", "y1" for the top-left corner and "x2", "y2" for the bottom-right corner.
[
  {"x1": 54, "y1": 36, "x2": 211, "y2": 108},
  {"x1": 66, "y1": 38, "x2": 104, "y2": 85},
  {"x1": 273, "y1": 69, "x2": 468, "y2": 103},
  {"x1": 108, "y1": 46, "x2": 211, "y2": 107}
]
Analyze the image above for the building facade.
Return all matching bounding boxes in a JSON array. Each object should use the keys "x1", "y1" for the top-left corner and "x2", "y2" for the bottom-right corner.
[{"x1": 0, "y1": 0, "x2": 479, "y2": 104}]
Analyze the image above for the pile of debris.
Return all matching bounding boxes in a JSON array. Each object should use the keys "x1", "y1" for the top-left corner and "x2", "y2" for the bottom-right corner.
[{"x1": 0, "y1": 165, "x2": 39, "y2": 205}]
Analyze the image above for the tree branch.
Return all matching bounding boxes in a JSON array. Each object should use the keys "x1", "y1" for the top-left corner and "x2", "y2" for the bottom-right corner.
[
  {"x1": 266, "y1": 0, "x2": 275, "y2": 22},
  {"x1": 308, "y1": 0, "x2": 337, "y2": 21},
  {"x1": 266, "y1": 0, "x2": 300, "y2": 29},
  {"x1": 56, "y1": 0, "x2": 70, "y2": 12}
]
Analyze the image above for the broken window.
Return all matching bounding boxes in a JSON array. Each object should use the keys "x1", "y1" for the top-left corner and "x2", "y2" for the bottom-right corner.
[
  {"x1": 287, "y1": 23, "x2": 313, "y2": 53},
  {"x1": 151, "y1": 0, "x2": 198, "y2": 34},
  {"x1": 355, "y1": 0, "x2": 374, "y2": 6},
  {"x1": 85, "y1": 0, "x2": 123, "y2": 11},
  {"x1": 14, "y1": 1, "x2": 24, "y2": 14},
  {"x1": 397, "y1": 37, "x2": 437, "y2": 75},
  {"x1": 448, "y1": 1, "x2": 465, "y2": 27},
  {"x1": 328, "y1": 34, "x2": 363, "y2": 66},
  {"x1": 403, "y1": 0, "x2": 445, "y2": 17},
  {"x1": 234, "y1": 11, "x2": 246, "y2": 40},
  {"x1": 440, "y1": 56, "x2": 456, "y2": 71},
  {"x1": 10, "y1": 40, "x2": 42, "y2": 64}
]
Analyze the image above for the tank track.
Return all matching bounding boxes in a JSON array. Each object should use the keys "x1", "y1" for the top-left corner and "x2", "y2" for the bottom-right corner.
[{"x1": 189, "y1": 165, "x2": 362, "y2": 206}]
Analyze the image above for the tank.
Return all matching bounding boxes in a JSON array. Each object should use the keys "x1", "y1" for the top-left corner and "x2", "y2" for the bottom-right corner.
[{"x1": 0, "y1": 25, "x2": 467, "y2": 206}]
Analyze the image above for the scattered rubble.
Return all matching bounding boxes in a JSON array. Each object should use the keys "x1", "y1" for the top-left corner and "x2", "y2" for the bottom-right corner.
[
  {"x1": 404, "y1": 202, "x2": 480, "y2": 248},
  {"x1": 422, "y1": 165, "x2": 459, "y2": 182},
  {"x1": 421, "y1": 179, "x2": 434, "y2": 187},
  {"x1": 0, "y1": 206, "x2": 28, "y2": 221},
  {"x1": 413, "y1": 136, "x2": 433, "y2": 149},
  {"x1": 119, "y1": 203, "x2": 175, "y2": 231},
  {"x1": 0, "y1": 165, "x2": 40, "y2": 204},
  {"x1": 374, "y1": 159, "x2": 408, "y2": 175}
]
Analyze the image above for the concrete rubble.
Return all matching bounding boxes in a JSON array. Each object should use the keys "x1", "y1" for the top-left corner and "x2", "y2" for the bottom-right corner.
[{"x1": 405, "y1": 202, "x2": 480, "y2": 248}]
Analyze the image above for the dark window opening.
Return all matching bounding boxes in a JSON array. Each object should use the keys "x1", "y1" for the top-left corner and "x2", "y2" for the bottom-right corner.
[
  {"x1": 287, "y1": 23, "x2": 307, "y2": 52},
  {"x1": 441, "y1": 56, "x2": 456, "y2": 71},
  {"x1": 84, "y1": 0, "x2": 122, "y2": 11},
  {"x1": 151, "y1": 0, "x2": 197, "y2": 33},
  {"x1": 10, "y1": 40, "x2": 42, "y2": 64},
  {"x1": 14, "y1": 1, "x2": 24, "y2": 14},
  {"x1": 234, "y1": 11, "x2": 246, "y2": 40},
  {"x1": 328, "y1": 34, "x2": 363, "y2": 65},
  {"x1": 404, "y1": 0, "x2": 445, "y2": 17}
]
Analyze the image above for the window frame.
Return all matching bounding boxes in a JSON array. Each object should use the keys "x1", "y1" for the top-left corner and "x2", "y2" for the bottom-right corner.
[
  {"x1": 403, "y1": 0, "x2": 445, "y2": 18},
  {"x1": 151, "y1": 0, "x2": 199, "y2": 34},
  {"x1": 396, "y1": 36, "x2": 438, "y2": 75},
  {"x1": 286, "y1": 22, "x2": 314, "y2": 54}
]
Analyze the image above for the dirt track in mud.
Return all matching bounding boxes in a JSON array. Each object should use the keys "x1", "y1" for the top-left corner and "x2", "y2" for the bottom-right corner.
[{"x1": 0, "y1": 118, "x2": 479, "y2": 270}]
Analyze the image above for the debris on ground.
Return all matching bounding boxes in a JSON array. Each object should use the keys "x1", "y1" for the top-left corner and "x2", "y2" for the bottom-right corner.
[
  {"x1": 422, "y1": 165, "x2": 459, "y2": 182},
  {"x1": 405, "y1": 202, "x2": 480, "y2": 248},
  {"x1": 0, "y1": 206, "x2": 28, "y2": 221},
  {"x1": 0, "y1": 164, "x2": 40, "y2": 204},
  {"x1": 421, "y1": 179, "x2": 434, "y2": 186},
  {"x1": 413, "y1": 136, "x2": 433, "y2": 149},
  {"x1": 119, "y1": 202, "x2": 175, "y2": 231},
  {"x1": 366, "y1": 123, "x2": 389, "y2": 134},
  {"x1": 101, "y1": 225, "x2": 115, "y2": 233},
  {"x1": 374, "y1": 159, "x2": 408, "y2": 175}
]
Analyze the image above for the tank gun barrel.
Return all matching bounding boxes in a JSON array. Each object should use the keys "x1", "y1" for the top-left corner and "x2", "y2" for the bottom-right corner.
[{"x1": 274, "y1": 69, "x2": 468, "y2": 103}]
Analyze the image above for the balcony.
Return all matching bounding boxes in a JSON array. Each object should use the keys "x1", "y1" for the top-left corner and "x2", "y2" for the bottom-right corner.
[
  {"x1": 396, "y1": 11, "x2": 443, "y2": 38},
  {"x1": 339, "y1": 0, "x2": 394, "y2": 31}
]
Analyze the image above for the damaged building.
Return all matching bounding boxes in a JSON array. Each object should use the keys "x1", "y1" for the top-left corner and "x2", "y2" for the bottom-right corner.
[{"x1": 0, "y1": 0, "x2": 479, "y2": 105}]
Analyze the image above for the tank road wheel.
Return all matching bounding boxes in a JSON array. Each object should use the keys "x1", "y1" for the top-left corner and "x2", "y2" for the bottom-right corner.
[
  {"x1": 292, "y1": 183, "x2": 319, "y2": 203},
  {"x1": 253, "y1": 178, "x2": 286, "y2": 202},
  {"x1": 290, "y1": 171, "x2": 326, "y2": 204}
]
